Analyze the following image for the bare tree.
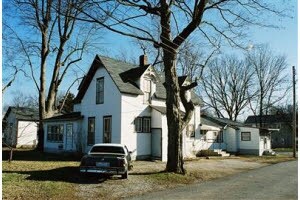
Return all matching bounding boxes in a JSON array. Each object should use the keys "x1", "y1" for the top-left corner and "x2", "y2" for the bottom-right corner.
[
  {"x1": 246, "y1": 45, "x2": 290, "y2": 127},
  {"x1": 10, "y1": 92, "x2": 39, "y2": 109},
  {"x1": 200, "y1": 55, "x2": 255, "y2": 121},
  {"x1": 2, "y1": 17, "x2": 29, "y2": 93},
  {"x1": 5, "y1": 0, "x2": 106, "y2": 151},
  {"x1": 78, "y1": 0, "x2": 287, "y2": 173}
]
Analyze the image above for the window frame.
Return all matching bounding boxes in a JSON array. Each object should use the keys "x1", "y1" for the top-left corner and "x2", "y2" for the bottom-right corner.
[
  {"x1": 96, "y1": 77, "x2": 104, "y2": 104},
  {"x1": 143, "y1": 79, "x2": 151, "y2": 104},
  {"x1": 143, "y1": 117, "x2": 151, "y2": 133},
  {"x1": 103, "y1": 116, "x2": 112, "y2": 143},
  {"x1": 135, "y1": 117, "x2": 151, "y2": 133},
  {"x1": 241, "y1": 132, "x2": 251, "y2": 141},
  {"x1": 135, "y1": 117, "x2": 143, "y2": 132},
  {"x1": 87, "y1": 117, "x2": 95, "y2": 145},
  {"x1": 47, "y1": 124, "x2": 64, "y2": 143}
]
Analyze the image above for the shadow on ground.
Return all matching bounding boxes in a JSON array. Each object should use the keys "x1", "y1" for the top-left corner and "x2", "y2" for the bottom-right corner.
[
  {"x1": 2, "y1": 166, "x2": 113, "y2": 184},
  {"x1": 2, "y1": 148, "x2": 82, "y2": 162}
]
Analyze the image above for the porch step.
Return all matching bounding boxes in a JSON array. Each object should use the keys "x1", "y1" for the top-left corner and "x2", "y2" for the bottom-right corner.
[
  {"x1": 213, "y1": 149, "x2": 230, "y2": 157},
  {"x1": 197, "y1": 149, "x2": 230, "y2": 157}
]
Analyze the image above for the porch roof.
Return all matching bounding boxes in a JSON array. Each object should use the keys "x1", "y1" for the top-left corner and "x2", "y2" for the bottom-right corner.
[{"x1": 43, "y1": 112, "x2": 83, "y2": 122}]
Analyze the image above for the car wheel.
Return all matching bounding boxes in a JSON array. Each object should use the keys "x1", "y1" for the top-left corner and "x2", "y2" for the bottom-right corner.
[{"x1": 121, "y1": 171, "x2": 128, "y2": 179}]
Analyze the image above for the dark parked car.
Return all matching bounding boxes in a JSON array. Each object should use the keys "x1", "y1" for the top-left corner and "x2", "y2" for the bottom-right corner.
[{"x1": 80, "y1": 143, "x2": 132, "y2": 179}]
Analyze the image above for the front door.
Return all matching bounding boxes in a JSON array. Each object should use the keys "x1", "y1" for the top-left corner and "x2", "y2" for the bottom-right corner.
[
  {"x1": 151, "y1": 128, "x2": 162, "y2": 159},
  {"x1": 65, "y1": 123, "x2": 74, "y2": 151},
  {"x1": 103, "y1": 116, "x2": 112, "y2": 143}
]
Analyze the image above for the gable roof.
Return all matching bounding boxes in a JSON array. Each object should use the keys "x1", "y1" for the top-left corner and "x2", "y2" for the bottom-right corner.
[
  {"x1": 74, "y1": 55, "x2": 202, "y2": 105},
  {"x1": 245, "y1": 115, "x2": 293, "y2": 124},
  {"x1": 3, "y1": 106, "x2": 39, "y2": 121},
  {"x1": 74, "y1": 55, "x2": 144, "y2": 103}
]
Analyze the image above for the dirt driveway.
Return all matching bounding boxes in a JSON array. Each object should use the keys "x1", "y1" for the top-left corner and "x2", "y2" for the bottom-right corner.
[{"x1": 77, "y1": 158, "x2": 268, "y2": 199}]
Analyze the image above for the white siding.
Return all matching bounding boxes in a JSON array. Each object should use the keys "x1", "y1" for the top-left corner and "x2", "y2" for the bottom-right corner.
[
  {"x1": 161, "y1": 115, "x2": 168, "y2": 162},
  {"x1": 17, "y1": 121, "x2": 38, "y2": 147},
  {"x1": 183, "y1": 106, "x2": 202, "y2": 158},
  {"x1": 225, "y1": 127, "x2": 238, "y2": 152},
  {"x1": 239, "y1": 127, "x2": 260, "y2": 149},
  {"x1": 121, "y1": 94, "x2": 151, "y2": 160},
  {"x1": 79, "y1": 67, "x2": 122, "y2": 153},
  {"x1": 3, "y1": 112, "x2": 38, "y2": 147}
]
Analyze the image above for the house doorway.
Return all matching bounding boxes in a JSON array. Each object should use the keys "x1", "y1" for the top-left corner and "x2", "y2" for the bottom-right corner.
[
  {"x1": 103, "y1": 116, "x2": 112, "y2": 143},
  {"x1": 151, "y1": 128, "x2": 162, "y2": 159},
  {"x1": 65, "y1": 123, "x2": 74, "y2": 151}
]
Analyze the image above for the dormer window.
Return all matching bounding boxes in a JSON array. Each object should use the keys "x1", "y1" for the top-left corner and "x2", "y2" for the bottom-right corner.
[
  {"x1": 143, "y1": 79, "x2": 151, "y2": 104},
  {"x1": 96, "y1": 77, "x2": 104, "y2": 104}
]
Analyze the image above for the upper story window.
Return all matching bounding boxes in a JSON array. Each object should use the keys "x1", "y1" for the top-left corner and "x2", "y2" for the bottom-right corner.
[
  {"x1": 96, "y1": 77, "x2": 104, "y2": 104},
  {"x1": 143, "y1": 79, "x2": 151, "y2": 104}
]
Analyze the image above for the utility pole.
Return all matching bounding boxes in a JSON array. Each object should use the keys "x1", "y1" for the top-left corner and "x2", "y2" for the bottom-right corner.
[{"x1": 292, "y1": 66, "x2": 297, "y2": 158}]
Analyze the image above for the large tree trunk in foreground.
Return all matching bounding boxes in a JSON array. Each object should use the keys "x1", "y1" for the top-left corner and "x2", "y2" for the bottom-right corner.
[
  {"x1": 164, "y1": 51, "x2": 185, "y2": 174},
  {"x1": 160, "y1": 1, "x2": 185, "y2": 174}
]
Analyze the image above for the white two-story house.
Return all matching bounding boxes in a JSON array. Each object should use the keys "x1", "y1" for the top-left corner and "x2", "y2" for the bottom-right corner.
[{"x1": 43, "y1": 55, "x2": 203, "y2": 161}]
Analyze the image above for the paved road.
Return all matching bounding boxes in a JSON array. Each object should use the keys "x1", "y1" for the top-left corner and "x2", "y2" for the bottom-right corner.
[{"x1": 129, "y1": 161, "x2": 298, "y2": 200}]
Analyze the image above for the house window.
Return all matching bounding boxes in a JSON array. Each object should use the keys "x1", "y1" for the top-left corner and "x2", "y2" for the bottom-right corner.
[
  {"x1": 135, "y1": 117, "x2": 143, "y2": 132},
  {"x1": 143, "y1": 117, "x2": 151, "y2": 133},
  {"x1": 47, "y1": 124, "x2": 64, "y2": 142},
  {"x1": 186, "y1": 124, "x2": 195, "y2": 137},
  {"x1": 241, "y1": 132, "x2": 251, "y2": 141},
  {"x1": 135, "y1": 117, "x2": 151, "y2": 133},
  {"x1": 103, "y1": 116, "x2": 112, "y2": 143},
  {"x1": 216, "y1": 131, "x2": 223, "y2": 143},
  {"x1": 96, "y1": 77, "x2": 104, "y2": 104},
  {"x1": 143, "y1": 79, "x2": 151, "y2": 104},
  {"x1": 87, "y1": 117, "x2": 95, "y2": 145}
]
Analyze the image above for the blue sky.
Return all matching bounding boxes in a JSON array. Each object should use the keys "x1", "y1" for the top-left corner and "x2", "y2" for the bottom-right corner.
[{"x1": 2, "y1": 1, "x2": 298, "y2": 110}]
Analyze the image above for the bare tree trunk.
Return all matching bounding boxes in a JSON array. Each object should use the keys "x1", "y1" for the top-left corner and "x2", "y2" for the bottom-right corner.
[
  {"x1": 37, "y1": 32, "x2": 48, "y2": 151},
  {"x1": 164, "y1": 51, "x2": 185, "y2": 173},
  {"x1": 160, "y1": 1, "x2": 185, "y2": 174}
]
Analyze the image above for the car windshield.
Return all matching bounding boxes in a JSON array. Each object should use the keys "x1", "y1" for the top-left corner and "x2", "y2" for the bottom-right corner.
[{"x1": 90, "y1": 146, "x2": 125, "y2": 154}]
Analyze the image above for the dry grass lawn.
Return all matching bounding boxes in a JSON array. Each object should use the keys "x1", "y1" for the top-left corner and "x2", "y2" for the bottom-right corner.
[{"x1": 2, "y1": 149, "x2": 296, "y2": 200}]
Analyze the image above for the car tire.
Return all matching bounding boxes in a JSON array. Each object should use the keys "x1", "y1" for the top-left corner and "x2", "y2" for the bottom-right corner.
[{"x1": 121, "y1": 170, "x2": 128, "y2": 179}]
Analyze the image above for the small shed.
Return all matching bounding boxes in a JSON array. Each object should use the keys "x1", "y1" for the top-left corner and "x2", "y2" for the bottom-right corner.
[{"x1": 2, "y1": 107, "x2": 39, "y2": 148}]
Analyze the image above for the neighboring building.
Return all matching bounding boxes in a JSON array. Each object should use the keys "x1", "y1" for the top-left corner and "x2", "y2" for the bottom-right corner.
[
  {"x1": 2, "y1": 106, "x2": 39, "y2": 148},
  {"x1": 43, "y1": 55, "x2": 202, "y2": 161},
  {"x1": 245, "y1": 115, "x2": 293, "y2": 148},
  {"x1": 201, "y1": 115, "x2": 272, "y2": 156}
]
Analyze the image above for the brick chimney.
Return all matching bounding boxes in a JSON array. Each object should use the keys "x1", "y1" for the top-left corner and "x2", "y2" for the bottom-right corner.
[{"x1": 139, "y1": 54, "x2": 148, "y2": 66}]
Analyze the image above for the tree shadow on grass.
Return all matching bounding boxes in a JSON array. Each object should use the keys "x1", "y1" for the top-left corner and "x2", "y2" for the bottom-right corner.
[
  {"x1": 3, "y1": 166, "x2": 112, "y2": 184},
  {"x1": 2, "y1": 148, "x2": 82, "y2": 162}
]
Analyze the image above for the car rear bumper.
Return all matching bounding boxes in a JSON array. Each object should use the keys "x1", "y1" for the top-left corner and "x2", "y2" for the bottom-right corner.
[{"x1": 80, "y1": 167, "x2": 127, "y2": 175}]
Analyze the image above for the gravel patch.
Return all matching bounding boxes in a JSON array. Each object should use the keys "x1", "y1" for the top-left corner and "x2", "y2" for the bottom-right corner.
[{"x1": 75, "y1": 158, "x2": 268, "y2": 199}]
